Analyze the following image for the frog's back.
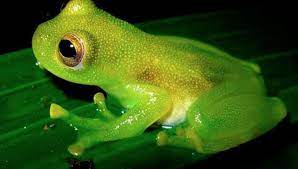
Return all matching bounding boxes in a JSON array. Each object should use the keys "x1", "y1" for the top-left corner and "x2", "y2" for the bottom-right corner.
[{"x1": 138, "y1": 35, "x2": 260, "y2": 98}]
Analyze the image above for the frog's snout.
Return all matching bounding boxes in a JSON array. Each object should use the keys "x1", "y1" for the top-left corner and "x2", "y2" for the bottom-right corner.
[{"x1": 32, "y1": 24, "x2": 45, "y2": 58}]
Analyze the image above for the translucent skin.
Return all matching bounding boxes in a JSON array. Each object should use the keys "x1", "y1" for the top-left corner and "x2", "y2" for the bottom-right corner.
[{"x1": 32, "y1": 0, "x2": 287, "y2": 156}]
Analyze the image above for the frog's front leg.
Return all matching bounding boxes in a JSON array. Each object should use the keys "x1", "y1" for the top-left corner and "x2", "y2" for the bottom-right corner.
[
  {"x1": 63, "y1": 85, "x2": 172, "y2": 156},
  {"x1": 50, "y1": 92, "x2": 115, "y2": 130},
  {"x1": 50, "y1": 103, "x2": 107, "y2": 129}
]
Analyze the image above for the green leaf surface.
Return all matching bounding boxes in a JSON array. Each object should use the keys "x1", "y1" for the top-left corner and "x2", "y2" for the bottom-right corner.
[{"x1": 1, "y1": 9, "x2": 297, "y2": 169}]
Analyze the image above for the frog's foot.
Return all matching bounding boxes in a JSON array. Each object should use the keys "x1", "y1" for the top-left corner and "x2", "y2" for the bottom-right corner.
[
  {"x1": 93, "y1": 92, "x2": 117, "y2": 120},
  {"x1": 50, "y1": 103, "x2": 110, "y2": 156},
  {"x1": 156, "y1": 127, "x2": 203, "y2": 152}
]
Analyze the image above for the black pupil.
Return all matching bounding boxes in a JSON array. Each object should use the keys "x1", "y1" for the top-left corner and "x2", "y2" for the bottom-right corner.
[{"x1": 59, "y1": 40, "x2": 77, "y2": 58}]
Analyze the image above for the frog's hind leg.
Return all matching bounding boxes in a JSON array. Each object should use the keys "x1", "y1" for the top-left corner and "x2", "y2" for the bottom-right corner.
[{"x1": 186, "y1": 79, "x2": 287, "y2": 153}]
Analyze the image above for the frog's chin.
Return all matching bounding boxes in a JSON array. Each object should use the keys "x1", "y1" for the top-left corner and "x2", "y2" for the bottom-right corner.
[{"x1": 45, "y1": 68, "x2": 94, "y2": 86}]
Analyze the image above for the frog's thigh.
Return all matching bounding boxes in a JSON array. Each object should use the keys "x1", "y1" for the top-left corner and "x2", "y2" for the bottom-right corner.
[{"x1": 187, "y1": 85, "x2": 286, "y2": 153}]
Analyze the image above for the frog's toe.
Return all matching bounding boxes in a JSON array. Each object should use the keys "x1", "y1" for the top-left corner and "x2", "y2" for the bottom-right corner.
[
  {"x1": 93, "y1": 93, "x2": 117, "y2": 120},
  {"x1": 157, "y1": 131, "x2": 169, "y2": 146},
  {"x1": 50, "y1": 103, "x2": 69, "y2": 119},
  {"x1": 68, "y1": 144, "x2": 85, "y2": 156},
  {"x1": 93, "y1": 92, "x2": 105, "y2": 104},
  {"x1": 68, "y1": 131, "x2": 103, "y2": 156},
  {"x1": 156, "y1": 127, "x2": 203, "y2": 152}
]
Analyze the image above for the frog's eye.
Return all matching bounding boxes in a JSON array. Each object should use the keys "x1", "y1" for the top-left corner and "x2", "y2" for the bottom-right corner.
[{"x1": 58, "y1": 34, "x2": 84, "y2": 67}]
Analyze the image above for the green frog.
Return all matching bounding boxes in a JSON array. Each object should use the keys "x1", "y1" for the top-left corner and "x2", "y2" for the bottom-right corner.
[{"x1": 32, "y1": 0, "x2": 286, "y2": 156}]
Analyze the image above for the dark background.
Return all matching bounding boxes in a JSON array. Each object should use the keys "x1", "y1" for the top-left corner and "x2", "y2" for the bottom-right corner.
[{"x1": 0, "y1": 0, "x2": 296, "y2": 54}]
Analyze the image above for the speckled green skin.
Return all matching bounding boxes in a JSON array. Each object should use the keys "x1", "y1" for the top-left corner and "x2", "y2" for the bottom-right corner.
[{"x1": 32, "y1": 0, "x2": 287, "y2": 156}]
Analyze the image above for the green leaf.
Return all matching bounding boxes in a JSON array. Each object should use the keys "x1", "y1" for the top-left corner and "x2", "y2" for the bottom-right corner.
[{"x1": 1, "y1": 9, "x2": 297, "y2": 169}]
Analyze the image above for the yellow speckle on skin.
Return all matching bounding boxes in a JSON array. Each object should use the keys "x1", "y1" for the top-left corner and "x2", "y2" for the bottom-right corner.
[{"x1": 72, "y1": 4, "x2": 81, "y2": 12}]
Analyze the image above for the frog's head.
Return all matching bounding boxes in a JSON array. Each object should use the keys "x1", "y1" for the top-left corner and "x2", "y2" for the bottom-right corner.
[{"x1": 32, "y1": 0, "x2": 142, "y2": 86}]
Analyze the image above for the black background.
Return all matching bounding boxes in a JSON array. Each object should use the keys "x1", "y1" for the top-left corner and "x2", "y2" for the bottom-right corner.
[{"x1": 0, "y1": 0, "x2": 296, "y2": 54}]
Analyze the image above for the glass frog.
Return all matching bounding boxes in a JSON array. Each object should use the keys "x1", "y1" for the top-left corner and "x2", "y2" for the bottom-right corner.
[{"x1": 32, "y1": 0, "x2": 286, "y2": 156}]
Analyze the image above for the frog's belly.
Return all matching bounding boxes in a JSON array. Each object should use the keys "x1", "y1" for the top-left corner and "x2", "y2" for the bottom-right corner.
[{"x1": 158, "y1": 98, "x2": 194, "y2": 126}]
